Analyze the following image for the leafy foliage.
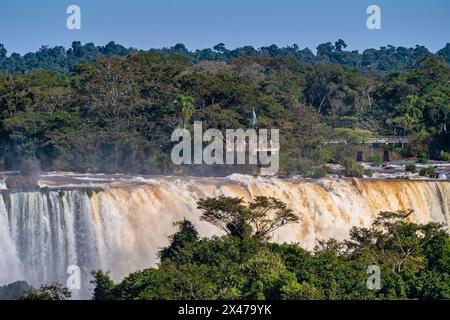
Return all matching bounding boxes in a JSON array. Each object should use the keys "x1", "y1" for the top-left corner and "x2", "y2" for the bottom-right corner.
[
  {"x1": 0, "y1": 42, "x2": 449, "y2": 176},
  {"x1": 0, "y1": 40, "x2": 448, "y2": 75},
  {"x1": 198, "y1": 196, "x2": 299, "y2": 241},
  {"x1": 18, "y1": 283, "x2": 71, "y2": 300},
  {"x1": 90, "y1": 198, "x2": 450, "y2": 300}
]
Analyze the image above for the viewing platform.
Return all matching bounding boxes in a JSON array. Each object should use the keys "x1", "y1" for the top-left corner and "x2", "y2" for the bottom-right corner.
[{"x1": 324, "y1": 136, "x2": 410, "y2": 145}]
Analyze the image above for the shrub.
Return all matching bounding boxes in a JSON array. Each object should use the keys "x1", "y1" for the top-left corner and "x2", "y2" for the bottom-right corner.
[
  {"x1": 405, "y1": 163, "x2": 416, "y2": 173},
  {"x1": 368, "y1": 155, "x2": 382, "y2": 167},
  {"x1": 364, "y1": 169, "x2": 373, "y2": 177},
  {"x1": 439, "y1": 151, "x2": 450, "y2": 161},
  {"x1": 310, "y1": 166, "x2": 328, "y2": 179},
  {"x1": 417, "y1": 152, "x2": 428, "y2": 164},
  {"x1": 316, "y1": 147, "x2": 334, "y2": 163},
  {"x1": 419, "y1": 166, "x2": 435, "y2": 178},
  {"x1": 341, "y1": 158, "x2": 364, "y2": 178}
]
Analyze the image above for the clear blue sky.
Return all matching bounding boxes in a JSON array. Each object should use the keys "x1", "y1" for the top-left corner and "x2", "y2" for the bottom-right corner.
[{"x1": 0, "y1": 0, "x2": 449, "y2": 55}]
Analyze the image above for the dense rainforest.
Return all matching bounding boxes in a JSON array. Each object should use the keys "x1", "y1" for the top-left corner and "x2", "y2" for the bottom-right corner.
[
  {"x1": 1, "y1": 40, "x2": 450, "y2": 74},
  {"x1": 0, "y1": 40, "x2": 449, "y2": 176}
]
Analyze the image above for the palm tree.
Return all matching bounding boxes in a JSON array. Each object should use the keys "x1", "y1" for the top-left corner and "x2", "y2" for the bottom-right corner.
[{"x1": 178, "y1": 95, "x2": 195, "y2": 129}]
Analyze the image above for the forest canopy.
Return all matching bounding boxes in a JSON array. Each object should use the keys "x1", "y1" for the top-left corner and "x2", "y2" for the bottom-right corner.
[
  {"x1": 0, "y1": 40, "x2": 449, "y2": 175},
  {"x1": 1, "y1": 40, "x2": 450, "y2": 74}
]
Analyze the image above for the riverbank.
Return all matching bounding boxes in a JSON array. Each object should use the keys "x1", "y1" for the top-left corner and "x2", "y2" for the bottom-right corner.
[{"x1": 0, "y1": 160, "x2": 449, "y2": 191}]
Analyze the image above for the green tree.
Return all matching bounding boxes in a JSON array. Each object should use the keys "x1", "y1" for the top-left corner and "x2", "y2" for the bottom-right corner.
[
  {"x1": 91, "y1": 270, "x2": 115, "y2": 300},
  {"x1": 178, "y1": 95, "x2": 195, "y2": 129},
  {"x1": 347, "y1": 210, "x2": 445, "y2": 273},
  {"x1": 19, "y1": 283, "x2": 71, "y2": 300},
  {"x1": 159, "y1": 219, "x2": 199, "y2": 263}
]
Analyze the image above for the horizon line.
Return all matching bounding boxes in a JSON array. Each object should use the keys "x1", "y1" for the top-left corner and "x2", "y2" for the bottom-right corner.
[{"x1": 2, "y1": 39, "x2": 450, "y2": 57}]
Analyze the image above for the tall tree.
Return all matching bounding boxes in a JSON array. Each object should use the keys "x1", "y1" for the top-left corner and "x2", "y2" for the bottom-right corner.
[
  {"x1": 178, "y1": 95, "x2": 195, "y2": 129},
  {"x1": 197, "y1": 196, "x2": 299, "y2": 241}
]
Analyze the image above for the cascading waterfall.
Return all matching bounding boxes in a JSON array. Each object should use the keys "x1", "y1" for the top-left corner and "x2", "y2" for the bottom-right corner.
[
  {"x1": 0, "y1": 175, "x2": 448, "y2": 298},
  {"x1": 0, "y1": 190, "x2": 100, "y2": 296},
  {"x1": 0, "y1": 197, "x2": 24, "y2": 285}
]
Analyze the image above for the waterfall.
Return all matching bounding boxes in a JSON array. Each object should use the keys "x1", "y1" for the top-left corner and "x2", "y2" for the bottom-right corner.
[
  {"x1": 0, "y1": 197, "x2": 24, "y2": 285},
  {"x1": 0, "y1": 190, "x2": 100, "y2": 297},
  {"x1": 0, "y1": 176, "x2": 448, "y2": 298}
]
